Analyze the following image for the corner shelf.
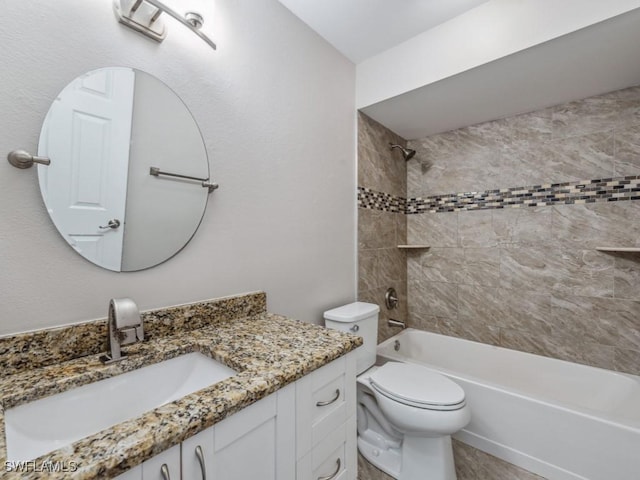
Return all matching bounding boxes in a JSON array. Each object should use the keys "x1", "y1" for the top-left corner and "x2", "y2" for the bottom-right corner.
[
  {"x1": 596, "y1": 247, "x2": 640, "y2": 253},
  {"x1": 397, "y1": 245, "x2": 430, "y2": 250}
]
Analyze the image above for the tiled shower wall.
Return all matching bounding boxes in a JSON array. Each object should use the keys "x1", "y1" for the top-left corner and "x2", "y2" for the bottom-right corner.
[
  {"x1": 407, "y1": 85, "x2": 640, "y2": 375},
  {"x1": 357, "y1": 113, "x2": 542, "y2": 480},
  {"x1": 357, "y1": 112, "x2": 408, "y2": 344},
  {"x1": 357, "y1": 87, "x2": 640, "y2": 480}
]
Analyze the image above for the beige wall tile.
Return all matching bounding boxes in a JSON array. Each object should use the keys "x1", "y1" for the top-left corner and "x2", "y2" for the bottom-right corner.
[
  {"x1": 497, "y1": 289, "x2": 553, "y2": 334},
  {"x1": 458, "y1": 284, "x2": 506, "y2": 324},
  {"x1": 612, "y1": 85, "x2": 640, "y2": 128},
  {"x1": 552, "y1": 202, "x2": 640, "y2": 249},
  {"x1": 458, "y1": 210, "x2": 498, "y2": 247},
  {"x1": 438, "y1": 315, "x2": 501, "y2": 346},
  {"x1": 379, "y1": 247, "x2": 406, "y2": 287},
  {"x1": 504, "y1": 108, "x2": 554, "y2": 145},
  {"x1": 538, "y1": 131, "x2": 615, "y2": 183},
  {"x1": 499, "y1": 246, "x2": 614, "y2": 297},
  {"x1": 615, "y1": 347, "x2": 640, "y2": 375},
  {"x1": 406, "y1": 312, "x2": 439, "y2": 332},
  {"x1": 461, "y1": 247, "x2": 501, "y2": 286},
  {"x1": 359, "y1": 144, "x2": 406, "y2": 198},
  {"x1": 551, "y1": 94, "x2": 619, "y2": 138},
  {"x1": 358, "y1": 249, "x2": 380, "y2": 293},
  {"x1": 406, "y1": 86, "x2": 640, "y2": 376},
  {"x1": 358, "y1": 208, "x2": 396, "y2": 250},
  {"x1": 358, "y1": 112, "x2": 406, "y2": 158},
  {"x1": 407, "y1": 212, "x2": 458, "y2": 247},
  {"x1": 493, "y1": 207, "x2": 553, "y2": 246},
  {"x1": 614, "y1": 124, "x2": 640, "y2": 175},
  {"x1": 357, "y1": 113, "x2": 408, "y2": 345},
  {"x1": 613, "y1": 253, "x2": 640, "y2": 300},
  {"x1": 408, "y1": 280, "x2": 458, "y2": 318},
  {"x1": 500, "y1": 328, "x2": 616, "y2": 370},
  {"x1": 421, "y1": 247, "x2": 465, "y2": 284}
]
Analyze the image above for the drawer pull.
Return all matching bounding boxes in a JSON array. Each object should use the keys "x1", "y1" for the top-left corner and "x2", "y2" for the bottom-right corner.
[
  {"x1": 316, "y1": 389, "x2": 340, "y2": 407},
  {"x1": 161, "y1": 464, "x2": 171, "y2": 480},
  {"x1": 195, "y1": 445, "x2": 207, "y2": 480},
  {"x1": 317, "y1": 458, "x2": 341, "y2": 480}
]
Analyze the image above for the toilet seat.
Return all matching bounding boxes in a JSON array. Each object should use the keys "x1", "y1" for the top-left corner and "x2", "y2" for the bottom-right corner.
[{"x1": 369, "y1": 362, "x2": 466, "y2": 411}]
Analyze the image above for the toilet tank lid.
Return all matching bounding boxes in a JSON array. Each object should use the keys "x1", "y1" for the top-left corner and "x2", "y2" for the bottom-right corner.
[{"x1": 324, "y1": 302, "x2": 380, "y2": 322}]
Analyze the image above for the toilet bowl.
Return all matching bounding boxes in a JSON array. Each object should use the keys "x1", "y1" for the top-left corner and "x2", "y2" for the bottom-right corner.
[
  {"x1": 367, "y1": 363, "x2": 470, "y2": 435},
  {"x1": 324, "y1": 302, "x2": 471, "y2": 480}
]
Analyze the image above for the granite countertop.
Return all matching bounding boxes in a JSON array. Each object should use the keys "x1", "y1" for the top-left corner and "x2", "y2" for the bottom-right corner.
[{"x1": 0, "y1": 303, "x2": 362, "y2": 479}]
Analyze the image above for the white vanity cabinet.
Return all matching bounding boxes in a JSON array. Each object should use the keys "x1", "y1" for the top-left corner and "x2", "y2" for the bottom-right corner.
[
  {"x1": 114, "y1": 351, "x2": 356, "y2": 480},
  {"x1": 295, "y1": 351, "x2": 357, "y2": 480},
  {"x1": 114, "y1": 444, "x2": 181, "y2": 480},
  {"x1": 181, "y1": 382, "x2": 296, "y2": 480}
]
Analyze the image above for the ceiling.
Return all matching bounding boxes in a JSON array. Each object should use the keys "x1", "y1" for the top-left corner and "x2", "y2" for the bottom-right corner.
[
  {"x1": 277, "y1": 0, "x2": 488, "y2": 64},
  {"x1": 361, "y1": 9, "x2": 640, "y2": 139},
  {"x1": 279, "y1": 1, "x2": 640, "y2": 140}
]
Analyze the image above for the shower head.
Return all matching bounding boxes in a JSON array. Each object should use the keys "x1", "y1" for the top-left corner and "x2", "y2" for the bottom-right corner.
[{"x1": 389, "y1": 143, "x2": 416, "y2": 161}]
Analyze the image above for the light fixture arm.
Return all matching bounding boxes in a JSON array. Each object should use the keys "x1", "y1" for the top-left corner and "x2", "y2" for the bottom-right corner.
[
  {"x1": 144, "y1": 0, "x2": 216, "y2": 50},
  {"x1": 114, "y1": 0, "x2": 216, "y2": 51}
]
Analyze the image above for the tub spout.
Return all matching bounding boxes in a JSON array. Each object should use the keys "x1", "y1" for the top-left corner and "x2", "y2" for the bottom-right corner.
[{"x1": 388, "y1": 319, "x2": 406, "y2": 329}]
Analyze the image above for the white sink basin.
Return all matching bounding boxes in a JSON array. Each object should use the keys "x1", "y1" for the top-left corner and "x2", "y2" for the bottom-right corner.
[{"x1": 5, "y1": 352, "x2": 236, "y2": 461}]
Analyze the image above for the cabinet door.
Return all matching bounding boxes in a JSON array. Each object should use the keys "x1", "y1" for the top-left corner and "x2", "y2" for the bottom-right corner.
[
  {"x1": 113, "y1": 444, "x2": 180, "y2": 480},
  {"x1": 182, "y1": 425, "x2": 214, "y2": 480},
  {"x1": 212, "y1": 383, "x2": 295, "y2": 480},
  {"x1": 141, "y1": 444, "x2": 181, "y2": 480}
]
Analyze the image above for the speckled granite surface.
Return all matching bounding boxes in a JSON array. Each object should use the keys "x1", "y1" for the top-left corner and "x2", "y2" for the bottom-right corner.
[
  {"x1": 0, "y1": 291, "x2": 267, "y2": 377},
  {"x1": 0, "y1": 293, "x2": 361, "y2": 479}
]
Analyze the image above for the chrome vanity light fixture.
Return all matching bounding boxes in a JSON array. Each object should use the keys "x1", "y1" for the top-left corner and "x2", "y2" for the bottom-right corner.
[{"x1": 113, "y1": 0, "x2": 217, "y2": 50}]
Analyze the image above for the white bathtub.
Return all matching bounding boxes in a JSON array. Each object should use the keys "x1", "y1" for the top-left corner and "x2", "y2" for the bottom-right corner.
[{"x1": 377, "y1": 329, "x2": 640, "y2": 480}]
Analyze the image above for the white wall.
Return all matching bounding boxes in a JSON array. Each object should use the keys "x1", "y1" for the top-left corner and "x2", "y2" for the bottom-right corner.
[
  {"x1": 0, "y1": 0, "x2": 356, "y2": 335},
  {"x1": 356, "y1": 0, "x2": 640, "y2": 108}
]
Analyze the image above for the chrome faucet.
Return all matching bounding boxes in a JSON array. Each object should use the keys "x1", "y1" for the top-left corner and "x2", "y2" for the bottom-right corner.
[
  {"x1": 388, "y1": 318, "x2": 406, "y2": 329},
  {"x1": 100, "y1": 298, "x2": 144, "y2": 364}
]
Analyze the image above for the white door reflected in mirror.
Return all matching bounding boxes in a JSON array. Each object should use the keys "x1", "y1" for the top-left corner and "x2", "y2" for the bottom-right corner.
[{"x1": 37, "y1": 67, "x2": 211, "y2": 272}]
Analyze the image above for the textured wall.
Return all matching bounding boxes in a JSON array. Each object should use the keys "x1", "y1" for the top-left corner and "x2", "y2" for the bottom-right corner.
[
  {"x1": 357, "y1": 113, "x2": 407, "y2": 343},
  {"x1": 0, "y1": 0, "x2": 356, "y2": 335},
  {"x1": 407, "y1": 86, "x2": 640, "y2": 375}
]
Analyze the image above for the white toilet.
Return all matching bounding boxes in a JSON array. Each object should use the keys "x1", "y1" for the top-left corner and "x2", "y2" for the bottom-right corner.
[{"x1": 324, "y1": 302, "x2": 470, "y2": 480}]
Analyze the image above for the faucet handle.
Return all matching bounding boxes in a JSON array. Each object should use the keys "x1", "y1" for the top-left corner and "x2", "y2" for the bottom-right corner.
[
  {"x1": 134, "y1": 324, "x2": 144, "y2": 342},
  {"x1": 110, "y1": 297, "x2": 144, "y2": 344},
  {"x1": 118, "y1": 327, "x2": 139, "y2": 345},
  {"x1": 110, "y1": 298, "x2": 143, "y2": 329}
]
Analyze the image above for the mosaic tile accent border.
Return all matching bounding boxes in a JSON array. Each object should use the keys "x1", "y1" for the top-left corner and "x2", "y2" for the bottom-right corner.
[
  {"x1": 358, "y1": 187, "x2": 406, "y2": 213},
  {"x1": 358, "y1": 175, "x2": 640, "y2": 214}
]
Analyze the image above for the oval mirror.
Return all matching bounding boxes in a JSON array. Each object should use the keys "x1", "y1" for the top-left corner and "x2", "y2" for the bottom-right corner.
[{"x1": 37, "y1": 67, "x2": 211, "y2": 272}]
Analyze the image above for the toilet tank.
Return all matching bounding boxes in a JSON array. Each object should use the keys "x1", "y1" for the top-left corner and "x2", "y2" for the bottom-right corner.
[{"x1": 324, "y1": 302, "x2": 379, "y2": 374}]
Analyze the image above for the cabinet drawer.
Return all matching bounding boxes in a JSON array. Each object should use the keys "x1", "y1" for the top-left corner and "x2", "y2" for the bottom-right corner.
[
  {"x1": 297, "y1": 422, "x2": 346, "y2": 480},
  {"x1": 297, "y1": 415, "x2": 356, "y2": 480},
  {"x1": 296, "y1": 352, "x2": 356, "y2": 458}
]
